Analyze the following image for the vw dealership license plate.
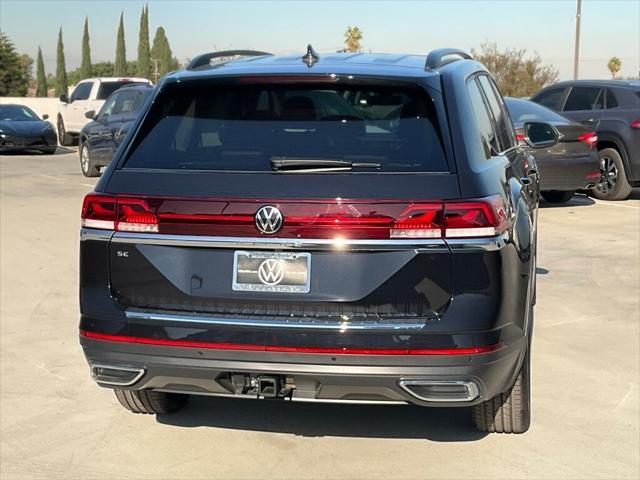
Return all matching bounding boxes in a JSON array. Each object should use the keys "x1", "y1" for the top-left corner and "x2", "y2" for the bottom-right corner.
[{"x1": 232, "y1": 251, "x2": 311, "y2": 293}]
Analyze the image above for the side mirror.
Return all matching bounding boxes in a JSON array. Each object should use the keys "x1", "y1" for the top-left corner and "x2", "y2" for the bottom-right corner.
[
  {"x1": 59, "y1": 94, "x2": 68, "y2": 103},
  {"x1": 522, "y1": 122, "x2": 560, "y2": 149},
  {"x1": 85, "y1": 110, "x2": 96, "y2": 120},
  {"x1": 42, "y1": 114, "x2": 49, "y2": 120}
]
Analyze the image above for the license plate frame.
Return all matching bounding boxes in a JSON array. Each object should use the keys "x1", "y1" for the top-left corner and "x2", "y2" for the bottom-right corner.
[{"x1": 232, "y1": 251, "x2": 311, "y2": 293}]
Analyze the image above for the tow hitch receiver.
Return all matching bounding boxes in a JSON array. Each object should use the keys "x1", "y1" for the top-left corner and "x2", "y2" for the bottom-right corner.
[{"x1": 225, "y1": 373, "x2": 294, "y2": 398}]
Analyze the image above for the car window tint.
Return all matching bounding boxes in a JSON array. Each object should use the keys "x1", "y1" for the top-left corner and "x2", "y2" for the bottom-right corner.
[
  {"x1": 112, "y1": 90, "x2": 139, "y2": 115},
  {"x1": 534, "y1": 88, "x2": 564, "y2": 110},
  {"x1": 605, "y1": 89, "x2": 619, "y2": 109},
  {"x1": 563, "y1": 87, "x2": 603, "y2": 111},
  {"x1": 0, "y1": 105, "x2": 39, "y2": 120},
  {"x1": 122, "y1": 82, "x2": 449, "y2": 172},
  {"x1": 467, "y1": 77, "x2": 499, "y2": 158},
  {"x1": 505, "y1": 98, "x2": 569, "y2": 124},
  {"x1": 71, "y1": 82, "x2": 93, "y2": 102},
  {"x1": 99, "y1": 93, "x2": 120, "y2": 118},
  {"x1": 478, "y1": 75, "x2": 515, "y2": 151}
]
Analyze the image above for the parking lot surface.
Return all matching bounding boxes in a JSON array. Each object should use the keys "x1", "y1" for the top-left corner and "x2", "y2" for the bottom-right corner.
[{"x1": 1, "y1": 150, "x2": 639, "y2": 479}]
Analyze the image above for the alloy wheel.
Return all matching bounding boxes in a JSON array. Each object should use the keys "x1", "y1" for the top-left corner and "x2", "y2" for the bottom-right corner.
[
  {"x1": 596, "y1": 156, "x2": 617, "y2": 195},
  {"x1": 81, "y1": 146, "x2": 89, "y2": 173}
]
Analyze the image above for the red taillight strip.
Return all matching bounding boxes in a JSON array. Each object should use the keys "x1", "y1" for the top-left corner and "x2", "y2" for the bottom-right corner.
[{"x1": 80, "y1": 329, "x2": 498, "y2": 355}]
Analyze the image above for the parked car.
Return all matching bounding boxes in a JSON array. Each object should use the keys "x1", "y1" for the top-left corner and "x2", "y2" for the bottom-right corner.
[
  {"x1": 79, "y1": 84, "x2": 153, "y2": 177},
  {"x1": 0, "y1": 104, "x2": 57, "y2": 154},
  {"x1": 505, "y1": 97, "x2": 600, "y2": 203},
  {"x1": 79, "y1": 47, "x2": 559, "y2": 434},
  {"x1": 57, "y1": 77, "x2": 152, "y2": 146},
  {"x1": 531, "y1": 80, "x2": 640, "y2": 200}
]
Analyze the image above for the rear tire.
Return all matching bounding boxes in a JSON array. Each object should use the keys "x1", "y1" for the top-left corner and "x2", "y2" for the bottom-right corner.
[
  {"x1": 114, "y1": 389, "x2": 188, "y2": 415},
  {"x1": 472, "y1": 348, "x2": 531, "y2": 434},
  {"x1": 57, "y1": 116, "x2": 73, "y2": 146},
  {"x1": 80, "y1": 143, "x2": 100, "y2": 177},
  {"x1": 592, "y1": 148, "x2": 632, "y2": 201},
  {"x1": 541, "y1": 190, "x2": 575, "y2": 203}
]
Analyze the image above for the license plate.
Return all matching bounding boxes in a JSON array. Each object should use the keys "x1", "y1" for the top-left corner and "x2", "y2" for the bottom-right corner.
[{"x1": 232, "y1": 251, "x2": 311, "y2": 293}]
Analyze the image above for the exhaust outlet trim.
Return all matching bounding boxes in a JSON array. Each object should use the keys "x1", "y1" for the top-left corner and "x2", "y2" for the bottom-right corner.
[
  {"x1": 398, "y1": 379, "x2": 479, "y2": 402},
  {"x1": 90, "y1": 364, "x2": 145, "y2": 386}
]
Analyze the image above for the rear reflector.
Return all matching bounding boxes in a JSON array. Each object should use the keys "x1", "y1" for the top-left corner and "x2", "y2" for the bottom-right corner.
[
  {"x1": 631, "y1": 119, "x2": 640, "y2": 129},
  {"x1": 81, "y1": 193, "x2": 509, "y2": 239},
  {"x1": 80, "y1": 329, "x2": 498, "y2": 355},
  {"x1": 577, "y1": 131, "x2": 598, "y2": 148}
]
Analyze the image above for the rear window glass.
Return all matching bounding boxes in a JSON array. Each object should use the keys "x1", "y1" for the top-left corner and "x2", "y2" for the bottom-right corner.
[
  {"x1": 122, "y1": 81, "x2": 449, "y2": 172},
  {"x1": 97, "y1": 82, "x2": 146, "y2": 100},
  {"x1": 505, "y1": 98, "x2": 570, "y2": 124}
]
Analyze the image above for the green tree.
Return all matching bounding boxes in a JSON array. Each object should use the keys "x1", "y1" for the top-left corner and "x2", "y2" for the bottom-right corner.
[
  {"x1": 20, "y1": 53, "x2": 34, "y2": 89},
  {"x1": 343, "y1": 26, "x2": 363, "y2": 53},
  {"x1": 150, "y1": 26, "x2": 179, "y2": 80},
  {"x1": 36, "y1": 47, "x2": 47, "y2": 96},
  {"x1": 0, "y1": 32, "x2": 29, "y2": 96},
  {"x1": 471, "y1": 42, "x2": 558, "y2": 97},
  {"x1": 80, "y1": 17, "x2": 93, "y2": 78},
  {"x1": 55, "y1": 27, "x2": 68, "y2": 96},
  {"x1": 607, "y1": 57, "x2": 621, "y2": 79},
  {"x1": 136, "y1": 4, "x2": 151, "y2": 78},
  {"x1": 114, "y1": 12, "x2": 127, "y2": 76}
]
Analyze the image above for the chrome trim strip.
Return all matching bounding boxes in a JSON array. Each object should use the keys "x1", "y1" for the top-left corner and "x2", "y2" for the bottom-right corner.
[
  {"x1": 155, "y1": 389, "x2": 408, "y2": 405},
  {"x1": 445, "y1": 232, "x2": 509, "y2": 251},
  {"x1": 90, "y1": 364, "x2": 145, "y2": 386},
  {"x1": 111, "y1": 232, "x2": 447, "y2": 251},
  {"x1": 398, "y1": 379, "x2": 479, "y2": 403},
  {"x1": 80, "y1": 228, "x2": 115, "y2": 242},
  {"x1": 126, "y1": 309, "x2": 428, "y2": 331}
]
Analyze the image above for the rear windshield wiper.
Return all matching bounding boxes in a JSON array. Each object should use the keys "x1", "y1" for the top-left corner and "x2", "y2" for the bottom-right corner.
[{"x1": 270, "y1": 157, "x2": 381, "y2": 172}]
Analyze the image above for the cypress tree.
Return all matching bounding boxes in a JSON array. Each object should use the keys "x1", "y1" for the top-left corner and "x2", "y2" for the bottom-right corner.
[
  {"x1": 114, "y1": 12, "x2": 127, "y2": 76},
  {"x1": 136, "y1": 4, "x2": 151, "y2": 78},
  {"x1": 36, "y1": 47, "x2": 47, "y2": 97},
  {"x1": 55, "y1": 28, "x2": 68, "y2": 97},
  {"x1": 0, "y1": 33, "x2": 28, "y2": 96},
  {"x1": 80, "y1": 17, "x2": 92, "y2": 78},
  {"x1": 150, "y1": 26, "x2": 178, "y2": 79}
]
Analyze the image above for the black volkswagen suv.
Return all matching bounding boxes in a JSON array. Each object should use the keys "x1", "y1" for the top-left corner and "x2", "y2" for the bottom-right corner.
[{"x1": 79, "y1": 48, "x2": 557, "y2": 434}]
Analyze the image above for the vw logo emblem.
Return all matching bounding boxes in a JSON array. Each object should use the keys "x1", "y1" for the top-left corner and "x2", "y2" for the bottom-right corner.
[
  {"x1": 257, "y1": 259, "x2": 285, "y2": 285},
  {"x1": 255, "y1": 205, "x2": 283, "y2": 234}
]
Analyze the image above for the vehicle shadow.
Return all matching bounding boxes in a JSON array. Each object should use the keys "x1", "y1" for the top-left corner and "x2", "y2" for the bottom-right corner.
[
  {"x1": 628, "y1": 188, "x2": 640, "y2": 200},
  {"x1": 0, "y1": 146, "x2": 75, "y2": 156},
  {"x1": 156, "y1": 395, "x2": 488, "y2": 442},
  {"x1": 539, "y1": 193, "x2": 595, "y2": 208}
]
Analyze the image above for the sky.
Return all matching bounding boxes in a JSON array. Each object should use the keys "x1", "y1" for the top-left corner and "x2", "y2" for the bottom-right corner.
[{"x1": 1, "y1": 0, "x2": 638, "y2": 81}]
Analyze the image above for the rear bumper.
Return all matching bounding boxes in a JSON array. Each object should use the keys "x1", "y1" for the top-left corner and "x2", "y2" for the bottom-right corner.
[
  {"x1": 537, "y1": 152, "x2": 600, "y2": 191},
  {"x1": 80, "y1": 333, "x2": 526, "y2": 407}
]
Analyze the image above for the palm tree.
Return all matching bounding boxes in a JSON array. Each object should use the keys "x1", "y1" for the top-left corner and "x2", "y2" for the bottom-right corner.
[
  {"x1": 344, "y1": 26, "x2": 363, "y2": 53},
  {"x1": 607, "y1": 57, "x2": 621, "y2": 79}
]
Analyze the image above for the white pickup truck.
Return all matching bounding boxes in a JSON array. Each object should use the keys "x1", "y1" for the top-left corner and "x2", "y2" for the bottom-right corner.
[{"x1": 57, "y1": 77, "x2": 152, "y2": 145}]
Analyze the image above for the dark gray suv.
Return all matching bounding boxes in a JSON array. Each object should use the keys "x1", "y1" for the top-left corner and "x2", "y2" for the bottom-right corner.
[
  {"x1": 79, "y1": 47, "x2": 559, "y2": 434},
  {"x1": 531, "y1": 80, "x2": 640, "y2": 200}
]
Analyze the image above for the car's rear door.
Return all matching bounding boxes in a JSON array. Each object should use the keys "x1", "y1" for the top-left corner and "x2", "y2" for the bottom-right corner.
[{"x1": 561, "y1": 85, "x2": 604, "y2": 129}]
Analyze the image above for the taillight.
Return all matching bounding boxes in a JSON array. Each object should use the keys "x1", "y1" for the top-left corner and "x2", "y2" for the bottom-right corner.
[
  {"x1": 81, "y1": 193, "x2": 509, "y2": 239},
  {"x1": 81, "y1": 194, "x2": 116, "y2": 230},
  {"x1": 116, "y1": 198, "x2": 159, "y2": 232},
  {"x1": 577, "y1": 131, "x2": 598, "y2": 149},
  {"x1": 443, "y1": 195, "x2": 509, "y2": 238},
  {"x1": 631, "y1": 119, "x2": 640, "y2": 129},
  {"x1": 390, "y1": 204, "x2": 443, "y2": 238},
  {"x1": 515, "y1": 133, "x2": 526, "y2": 141},
  {"x1": 81, "y1": 194, "x2": 159, "y2": 232}
]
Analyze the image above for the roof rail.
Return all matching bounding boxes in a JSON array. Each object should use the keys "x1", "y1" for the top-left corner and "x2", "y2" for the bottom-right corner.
[
  {"x1": 425, "y1": 48, "x2": 472, "y2": 70},
  {"x1": 187, "y1": 50, "x2": 272, "y2": 70}
]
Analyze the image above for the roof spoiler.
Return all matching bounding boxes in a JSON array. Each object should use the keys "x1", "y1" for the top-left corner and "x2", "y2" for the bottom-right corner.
[
  {"x1": 425, "y1": 48, "x2": 472, "y2": 70},
  {"x1": 187, "y1": 50, "x2": 272, "y2": 70}
]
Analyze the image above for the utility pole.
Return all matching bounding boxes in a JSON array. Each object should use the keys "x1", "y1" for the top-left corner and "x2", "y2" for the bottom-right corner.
[
  {"x1": 573, "y1": 0, "x2": 582, "y2": 79},
  {"x1": 151, "y1": 58, "x2": 159, "y2": 83}
]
